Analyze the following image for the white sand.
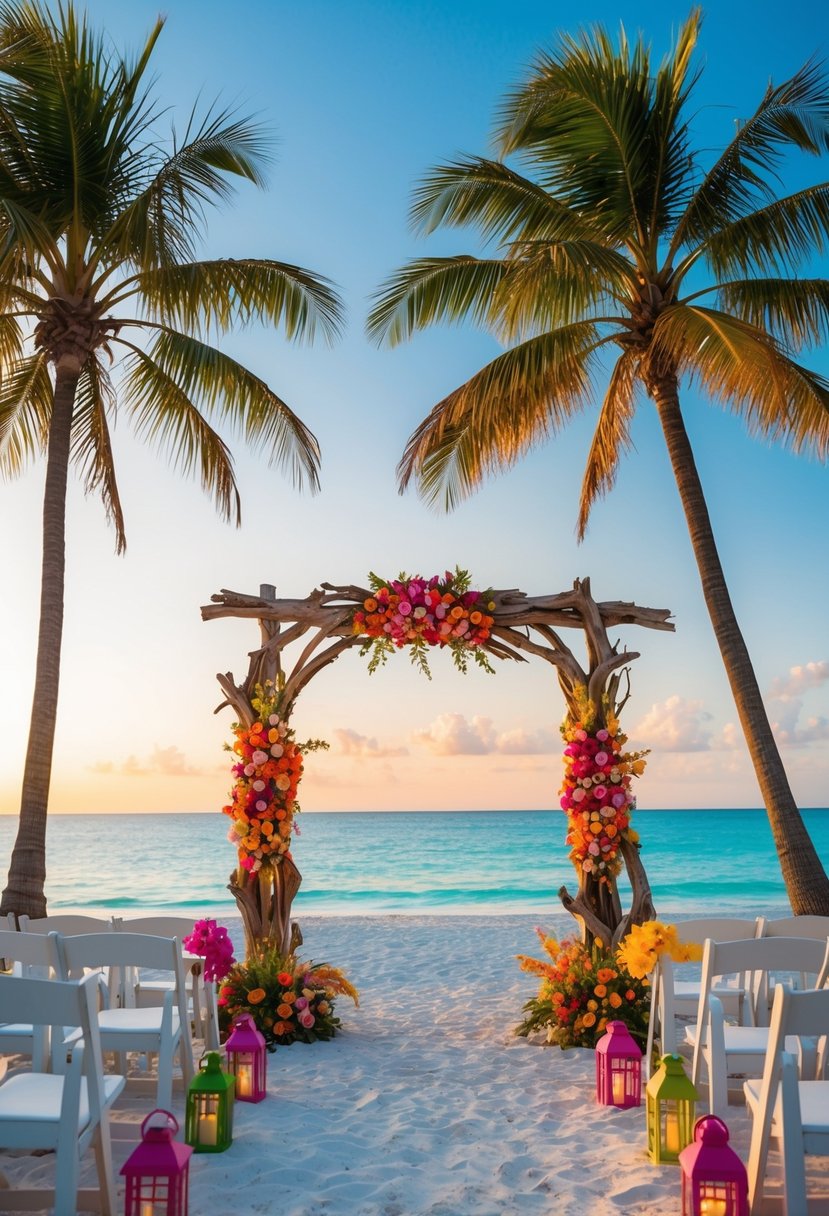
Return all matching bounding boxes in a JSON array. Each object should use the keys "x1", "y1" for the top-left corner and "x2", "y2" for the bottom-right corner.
[{"x1": 1, "y1": 914, "x2": 761, "y2": 1215}]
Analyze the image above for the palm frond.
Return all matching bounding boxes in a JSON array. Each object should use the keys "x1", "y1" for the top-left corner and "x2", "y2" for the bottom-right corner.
[
  {"x1": 674, "y1": 56, "x2": 829, "y2": 256},
  {"x1": 713, "y1": 278, "x2": 829, "y2": 350},
  {"x1": 397, "y1": 322, "x2": 603, "y2": 507},
  {"x1": 125, "y1": 258, "x2": 344, "y2": 344},
  {"x1": 367, "y1": 256, "x2": 509, "y2": 346},
  {"x1": 652, "y1": 304, "x2": 829, "y2": 456},
  {"x1": 699, "y1": 185, "x2": 829, "y2": 278},
  {"x1": 576, "y1": 353, "x2": 638, "y2": 538},
  {"x1": 101, "y1": 109, "x2": 273, "y2": 270},
  {"x1": 0, "y1": 309, "x2": 23, "y2": 374},
  {"x1": 118, "y1": 338, "x2": 242, "y2": 525},
  {"x1": 493, "y1": 240, "x2": 635, "y2": 339},
  {"x1": 410, "y1": 156, "x2": 599, "y2": 243},
  {"x1": 125, "y1": 327, "x2": 321, "y2": 493},
  {"x1": 69, "y1": 357, "x2": 126, "y2": 551},
  {"x1": 494, "y1": 22, "x2": 664, "y2": 246},
  {"x1": 0, "y1": 350, "x2": 51, "y2": 476}
]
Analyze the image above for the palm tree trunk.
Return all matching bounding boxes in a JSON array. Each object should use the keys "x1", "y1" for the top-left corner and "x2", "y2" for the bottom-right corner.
[
  {"x1": 1, "y1": 363, "x2": 80, "y2": 919},
  {"x1": 650, "y1": 372, "x2": 829, "y2": 915}
]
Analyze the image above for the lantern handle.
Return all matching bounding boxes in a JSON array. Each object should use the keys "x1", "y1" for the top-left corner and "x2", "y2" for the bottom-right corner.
[
  {"x1": 140, "y1": 1108, "x2": 179, "y2": 1138},
  {"x1": 694, "y1": 1113, "x2": 731, "y2": 1140}
]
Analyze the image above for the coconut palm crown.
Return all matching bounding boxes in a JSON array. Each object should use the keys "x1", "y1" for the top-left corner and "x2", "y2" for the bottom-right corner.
[
  {"x1": 0, "y1": 2, "x2": 344, "y2": 917},
  {"x1": 368, "y1": 10, "x2": 829, "y2": 913}
]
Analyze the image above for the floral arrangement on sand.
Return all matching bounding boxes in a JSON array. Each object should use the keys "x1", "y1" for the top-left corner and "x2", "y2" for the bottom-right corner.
[
  {"x1": 218, "y1": 946, "x2": 359, "y2": 1046},
  {"x1": 559, "y1": 702, "x2": 649, "y2": 884},
  {"x1": 516, "y1": 929, "x2": 650, "y2": 1048},
  {"x1": 222, "y1": 681, "x2": 326, "y2": 878},
  {"x1": 351, "y1": 567, "x2": 496, "y2": 677},
  {"x1": 516, "y1": 920, "x2": 703, "y2": 1048}
]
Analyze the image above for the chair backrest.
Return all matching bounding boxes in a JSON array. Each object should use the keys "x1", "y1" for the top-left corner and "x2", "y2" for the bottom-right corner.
[
  {"x1": 0, "y1": 972, "x2": 107, "y2": 1103},
  {"x1": 57, "y1": 931, "x2": 188, "y2": 1011},
  {"x1": 699, "y1": 935, "x2": 829, "y2": 1028},
  {"x1": 0, "y1": 928, "x2": 63, "y2": 977},
  {"x1": 761, "y1": 915, "x2": 829, "y2": 941},
  {"x1": 18, "y1": 913, "x2": 116, "y2": 934},
  {"x1": 673, "y1": 917, "x2": 761, "y2": 946},
  {"x1": 114, "y1": 916, "x2": 197, "y2": 941}
]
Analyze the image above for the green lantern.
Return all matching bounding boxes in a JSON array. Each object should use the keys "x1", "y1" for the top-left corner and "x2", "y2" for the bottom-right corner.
[
  {"x1": 646, "y1": 1054, "x2": 698, "y2": 1165},
  {"x1": 185, "y1": 1052, "x2": 235, "y2": 1153}
]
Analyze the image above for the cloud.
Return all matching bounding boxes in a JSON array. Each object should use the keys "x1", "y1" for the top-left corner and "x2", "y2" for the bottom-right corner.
[
  {"x1": 413, "y1": 713, "x2": 556, "y2": 756},
  {"x1": 89, "y1": 746, "x2": 197, "y2": 778},
  {"x1": 633, "y1": 695, "x2": 713, "y2": 752},
  {"x1": 769, "y1": 660, "x2": 829, "y2": 699},
  {"x1": 332, "y1": 728, "x2": 408, "y2": 759}
]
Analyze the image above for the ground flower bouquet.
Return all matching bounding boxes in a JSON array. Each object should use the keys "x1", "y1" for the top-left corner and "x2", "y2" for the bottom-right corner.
[
  {"x1": 218, "y1": 946, "x2": 359, "y2": 1047},
  {"x1": 516, "y1": 930, "x2": 650, "y2": 1049}
]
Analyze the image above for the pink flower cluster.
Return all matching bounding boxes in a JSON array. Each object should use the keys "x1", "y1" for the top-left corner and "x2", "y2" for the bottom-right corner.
[{"x1": 182, "y1": 918, "x2": 237, "y2": 983}]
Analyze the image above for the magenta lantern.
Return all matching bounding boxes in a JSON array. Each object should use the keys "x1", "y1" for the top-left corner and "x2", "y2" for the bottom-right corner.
[
  {"x1": 225, "y1": 1012, "x2": 267, "y2": 1102},
  {"x1": 678, "y1": 1116, "x2": 749, "y2": 1216},
  {"x1": 595, "y1": 1020, "x2": 642, "y2": 1108},
  {"x1": 121, "y1": 1109, "x2": 193, "y2": 1216}
]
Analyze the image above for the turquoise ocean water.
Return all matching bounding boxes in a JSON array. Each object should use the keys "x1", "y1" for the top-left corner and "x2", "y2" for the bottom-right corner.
[{"x1": 0, "y1": 809, "x2": 827, "y2": 920}]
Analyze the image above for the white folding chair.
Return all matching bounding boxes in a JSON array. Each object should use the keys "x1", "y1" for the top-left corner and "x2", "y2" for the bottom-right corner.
[
  {"x1": 688, "y1": 936, "x2": 829, "y2": 1118},
  {"x1": 114, "y1": 915, "x2": 220, "y2": 1050},
  {"x1": 645, "y1": 917, "x2": 761, "y2": 1073},
  {"x1": 0, "y1": 972, "x2": 125, "y2": 1216},
  {"x1": 18, "y1": 913, "x2": 116, "y2": 935},
  {"x1": 58, "y1": 932, "x2": 194, "y2": 1111},
  {"x1": 0, "y1": 928, "x2": 63, "y2": 1070},
  {"x1": 744, "y1": 983, "x2": 829, "y2": 1214}
]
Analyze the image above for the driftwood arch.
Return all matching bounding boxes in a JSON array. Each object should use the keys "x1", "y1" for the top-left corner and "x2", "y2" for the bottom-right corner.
[{"x1": 202, "y1": 577, "x2": 673, "y2": 956}]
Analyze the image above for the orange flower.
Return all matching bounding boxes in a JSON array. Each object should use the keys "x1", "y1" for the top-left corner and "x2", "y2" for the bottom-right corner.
[
  {"x1": 582, "y1": 1012, "x2": 596, "y2": 1028},
  {"x1": 594, "y1": 984, "x2": 607, "y2": 998},
  {"x1": 626, "y1": 989, "x2": 636, "y2": 1001},
  {"x1": 280, "y1": 989, "x2": 295, "y2": 1004},
  {"x1": 597, "y1": 968, "x2": 616, "y2": 983},
  {"x1": 608, "y1": 992, "x2": 623, "y2": 1008},
  {"x1": 277, "y1": 1003, "x2": 293, "y2": 1019},
  {"x1": 469, "y1": 611, "x2": 482, "y2": 624},
  {"x1": 246, "y1": 988, "x2": 266, "y2": 1005},
  {"x1": 364, "y1": 597, "x2": 378, "y2": 611}
]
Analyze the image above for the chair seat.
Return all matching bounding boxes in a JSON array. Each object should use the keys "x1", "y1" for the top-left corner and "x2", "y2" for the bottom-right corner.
[
  {"x1": 0, "y1": 1022, "x2": 35, "y2": 1035},
  {"x1": 0, "y1": 1072, "x2": 124, "y2": 1132},
  {"x1": 98, "y1": 1006, "x2": 181, "y2": 1035},
  {"x1": 745, "y1": 1078, "x2": 829, "y2": 1135},
  {"x1": 673, "y1": 980, "x2": 745, "y2": 1000},
  {"x1": 686, "y1": 1023, "x2": 771, "y2": 1053}
]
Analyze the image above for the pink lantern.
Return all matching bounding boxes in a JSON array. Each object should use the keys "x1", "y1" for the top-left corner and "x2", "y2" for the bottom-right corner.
[
  {"x1": 225, "y1": 1012, "x2": 268, "y2": 1102},
  {"x1": 595, "y1": 1020, "x2": 642, "y2": 1108},
  {"x1": 121, "y1": 1109, "x2": 193, "y2": 1216},
  {"x1": 679, "y1": 1115, "x2": 749, "y2": 1216}
]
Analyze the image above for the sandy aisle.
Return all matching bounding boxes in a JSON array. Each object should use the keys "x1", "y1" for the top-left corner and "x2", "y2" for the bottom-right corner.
[{"x1": 1, "y1": 914, "x2": 759, "y2": 1215}]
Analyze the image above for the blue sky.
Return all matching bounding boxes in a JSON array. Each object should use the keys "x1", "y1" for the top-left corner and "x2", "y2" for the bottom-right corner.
[{"x1": 1, "y1": 0, "x2": 828, "y2": 815}]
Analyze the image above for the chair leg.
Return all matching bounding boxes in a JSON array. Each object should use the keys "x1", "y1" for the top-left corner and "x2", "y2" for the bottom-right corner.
[
  {"x1": 779, "y1": 1052, "x2": 808, "y2": 1216},
  {"x1": 93, "y1": 1117, "x2": 118, "y2": 1216},
  {"x1": 53, "y1": 1138, "x2": 81, "y2": 1216},
  {"x1": 157, "y1": 1039, "x2": 173, "y2": 1111}
]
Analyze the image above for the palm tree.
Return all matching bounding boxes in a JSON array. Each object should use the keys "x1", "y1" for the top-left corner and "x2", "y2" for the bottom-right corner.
[
  {"x1": 0, "y1": 2, "x2": 344, "y2": 918},
  {"x1": 368, "y1": 11, "x2": 829, "y2": 914}
]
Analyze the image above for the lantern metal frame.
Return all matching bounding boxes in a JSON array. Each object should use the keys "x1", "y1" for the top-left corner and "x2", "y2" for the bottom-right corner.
[
  {"x1": 679, "y1": 1115, "x2": 749, "y2": 1216},
  {"x1": 121, "y1": 1108, "x2": 192, "y2": 1216},
  {"x1": 646, "y1": 1053, "x2": 698, "y2": 1165},
  {"x1": 595, "y1": 1020, "x2": 642, "y2": 1108},
  {"x1": 225, "y1": 1013, "x2": 268, "y2": 1103},
  {"x1": 184, "y1": 1052, "x2": 235, "y2": 1153}
]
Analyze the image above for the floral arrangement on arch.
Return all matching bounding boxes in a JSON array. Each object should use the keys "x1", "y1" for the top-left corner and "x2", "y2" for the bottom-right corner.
[
  {"x1": 559, "y1": 695, "x2": 649, "y2": 885},
  {"x1": 223, "y1": 680, "x2": 326, "y2": 878},
  {"x1": 516, "y1": 929, "x2": 650, "y2": 1049},
  {"x1": 351, "y1": 567, "x2": 496, "y2": 677},
  {"x1": 218, "y1": 945, "x2": 359, "y2": 1046}
]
